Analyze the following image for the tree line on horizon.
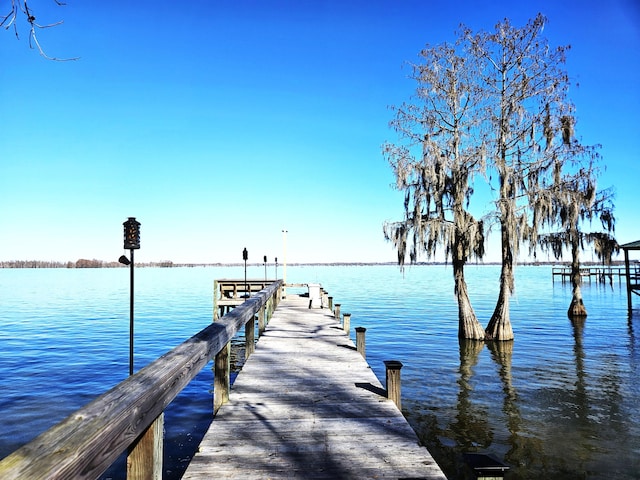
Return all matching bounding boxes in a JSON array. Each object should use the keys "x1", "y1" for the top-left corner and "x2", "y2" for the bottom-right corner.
[
  {"x1": 1, "y1": 259, "x2": 629, "y2": 270},
  {"x1": 0, "y1": 260, "x2": 176, "y2": 269},
  {"x1": 384, "y1": 14, "x2": 618, "y2": 341}
]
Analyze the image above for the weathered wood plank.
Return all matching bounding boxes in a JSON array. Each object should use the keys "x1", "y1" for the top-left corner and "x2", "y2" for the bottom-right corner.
[{"x1": 183, "y1": 294, "x2": 447, "y2": 479}]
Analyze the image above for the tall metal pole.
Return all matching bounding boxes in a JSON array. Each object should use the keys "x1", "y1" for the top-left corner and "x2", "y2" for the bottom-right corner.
[
  {"x1": 121, "y1": 216, "x2": 140, "y2": 377},
  {"x1": 264, "y1": 255, "x2": 267, "y2": 281},
  {"x1": 129, "y1": 248, "x2": 134, "y2": 376},
  {"x1": 243, "y1": 247, "x2": 248, "y2": 299}
]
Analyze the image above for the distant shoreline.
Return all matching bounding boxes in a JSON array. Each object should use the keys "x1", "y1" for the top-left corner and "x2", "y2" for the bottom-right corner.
[{"x1": 0, "y1": 259, "x2": 630, "y2": 269}]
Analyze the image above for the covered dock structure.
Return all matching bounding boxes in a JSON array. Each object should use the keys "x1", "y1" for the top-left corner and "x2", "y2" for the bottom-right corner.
[{"x1": 621, "y1": 240, "x2": 640, "y2": 313}]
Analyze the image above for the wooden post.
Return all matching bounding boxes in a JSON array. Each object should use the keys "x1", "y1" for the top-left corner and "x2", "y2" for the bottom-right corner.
[
  {"x1": 322, "y1": 290, "x2": 328, "y2": 309},
  {"x1": 342, "y1": 313, "x2": 351, "y2": 335},
  {"x1": 245, "y1": 315, "x2": 255, "y2": 359},
  {"x1": 213, "y1": 280, "x2": 219, "y2": 321},
  {"x1": 214, "y1": 342, "x2": 230, "y2": 415},
  {"x1": 268, "y1": 295, "x2": 274, "y2": 322},
  {"x1": 624, "y1": 248, "x2": 632, "y2": 313},
  {"x1": 328, "y1": 296, "x2": 333, "y2": 311},
  {"x1": 258, "y1": 305, "x2": 266, "y2": 336},
  {"x1": 355, "y1": 327, "x2": 366, "y2": 359},
  {"x1": 334, "y1": 303, "x2": 341, "y2": 321},
  {"x1": 127, "y1": 413, "x2": 164, "y2": 480},
  {"x1": 384, "y1": 360, "x2": 403, "y2": 410}
]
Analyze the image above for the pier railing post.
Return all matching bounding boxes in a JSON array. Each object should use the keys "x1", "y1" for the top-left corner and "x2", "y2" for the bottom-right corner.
[
  {"x1": 625, "y1": 248, "x2": 633, "y2": 313},
  {"x1": 384, "y1": 360, "x2": 403, "y2": 410},
  {"x1": 213, "y1": 280, "x2": 220, "y2": 321},
  {"x1": 342, "y1": 313, "x2": 351, "y2": 335},
  {"x1": 328, "y1": 296, "x2": 333, "y2": 311},
  {"x1": 334, "y1": 303, "x2": 341, "y2": 321},
  {"x1": 246, "y1": 314, "x2": 255, "y2": 359},
  {"x1": 214, "y1": 342, "x2": 230, "y2": 415},
  {"x1": 258, "y1": 305, "x2": 266, "y2": 336},
  {"x1": 355, "y1": 327, "x2": 366, "y2": 359},
  {"x1": 127, "y1": 412, "x2": 164, "y2": 480},
  {"x1": 268, "y1": 294, "x2": 274, "y2": 323}
]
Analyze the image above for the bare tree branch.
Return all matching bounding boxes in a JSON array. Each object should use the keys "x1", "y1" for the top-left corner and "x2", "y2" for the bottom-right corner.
[{"x1": 3, "y1": 0, "x2": 78, "y2": 60}]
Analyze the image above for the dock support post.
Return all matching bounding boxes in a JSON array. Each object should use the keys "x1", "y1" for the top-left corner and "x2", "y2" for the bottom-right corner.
[
  {"x1": 625, "y1": 248, "x2": 633, "y2": 313},
  {"x1": 269, "y1": 294, "x2": 275, "y2": 323},
  {"x1": 328, "y1": 296, "x2": 333, "y2": 311},
  {"x1": 334, "y1": 303, "x2": 341, "y2": 321},
  {"x1": 213, "y1": 280, "x2": 219, "y2": 321},
  {"x1": 246, "y1": 315, "x2": 255, "y2": 359},
  {"x1": 127, "y1": 413, "x2": 164, "y2": 480},
  {"x1": 214, "y1": 342, "x2": 230, "y2": 415},
  {"x1": 356, "y1": 327, "x2": 366, "y2": 359},
  {"x1": 384, "y1": 360, "x2": 403, "y2": 410},
  {"x1": 343, "y1": 313, "x2": 351, "y2": 335},
  {"x1": 258, "y1": 305, "x2": 266, "y2": 336}
]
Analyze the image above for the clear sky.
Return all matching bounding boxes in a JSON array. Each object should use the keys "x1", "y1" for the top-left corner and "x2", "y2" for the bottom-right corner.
[{"x1": 1, "y1": 0, "x2": 638, "y2": 264}]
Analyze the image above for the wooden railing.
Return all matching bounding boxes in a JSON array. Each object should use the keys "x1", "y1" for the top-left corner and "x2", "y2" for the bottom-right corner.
[
  {"x1": 0, "y1": 280, "x2": 283, "y2": 480},
  {"x1": 213, "y1": 279, "x2": 279, "y2": 320}
]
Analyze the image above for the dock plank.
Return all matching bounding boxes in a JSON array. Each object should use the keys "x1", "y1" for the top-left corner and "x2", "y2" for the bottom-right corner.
[{"x1": 182, "y1": 294, "x2": 447, "y2": 479}]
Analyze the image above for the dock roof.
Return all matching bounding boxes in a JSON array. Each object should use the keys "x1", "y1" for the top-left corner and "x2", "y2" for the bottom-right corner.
[{"x1": 621, "y1": 240, "x2": 640, "y2": 250}]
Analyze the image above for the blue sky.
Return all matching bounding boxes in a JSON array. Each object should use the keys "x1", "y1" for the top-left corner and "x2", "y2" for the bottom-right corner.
[{"x1": 1, "y1": 0, "x2": 638, "y2": 264}]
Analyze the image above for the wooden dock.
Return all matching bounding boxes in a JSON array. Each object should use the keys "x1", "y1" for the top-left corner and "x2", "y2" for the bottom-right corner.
[
  {"x1": 551, "y1": 265, "x2": 627, "y2": 283},
  {"x1": 214, "y1": 279, "x2": 279, "y2": 319},
  {"x1": 183, "y1": 293, "x2": 447, "y2": 479}
]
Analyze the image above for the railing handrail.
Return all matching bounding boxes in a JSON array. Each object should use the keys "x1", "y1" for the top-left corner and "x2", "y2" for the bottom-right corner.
[{"x1": 0, "y1": 280, "x2": 283, "y2": 480}]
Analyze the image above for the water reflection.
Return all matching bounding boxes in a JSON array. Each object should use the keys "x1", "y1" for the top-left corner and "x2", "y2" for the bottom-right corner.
[
  {"x1": 487, "y1": 340, "x2": 547, "y2": 478},
  {"x1": 569, "y1": 316, "x2": 588, "y2": 423},
  {"x1": 411, "y1": 327, "x2": 638, "y2": 480},
  {"x1": 412, "y1": 339, "x2": 490, "y2": 479},
  {"x1": 454, "y1": 339, "x2": 491, "y2": 452},
  {"x1": 487, "y1": 341, "x2": 521, "y2": 468}
]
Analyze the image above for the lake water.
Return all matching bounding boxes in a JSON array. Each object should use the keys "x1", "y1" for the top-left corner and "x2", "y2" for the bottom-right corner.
[{"x1": 0, "y1": 265, "x2": 638, "y2": 479}]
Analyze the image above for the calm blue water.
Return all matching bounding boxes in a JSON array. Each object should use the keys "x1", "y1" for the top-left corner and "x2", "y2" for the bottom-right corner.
[{"x1": 1, "y1": 265, "x2": 638, "y2": 479}]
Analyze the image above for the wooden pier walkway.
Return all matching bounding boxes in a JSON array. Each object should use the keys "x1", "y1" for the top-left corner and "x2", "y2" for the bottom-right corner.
[{"x1": 183, "y1": 293, "x2": 447, "y2": 479}]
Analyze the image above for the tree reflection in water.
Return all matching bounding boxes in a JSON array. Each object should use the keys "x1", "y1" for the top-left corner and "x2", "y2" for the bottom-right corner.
[
  {"x1": 454, "y1": 339, "x2": 491, "y2": 451},
  {"x1": 487, "y1": 340, "x2": 541, "y2": 479},
  {"x1": 407, "y1": 330, "x2": 633, "y2": 480}
]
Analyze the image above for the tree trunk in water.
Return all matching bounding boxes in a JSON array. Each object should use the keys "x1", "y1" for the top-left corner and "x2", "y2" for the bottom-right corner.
[
  {"x1": 568, "y1": 232, "x2": 587, "y2": 318},
  {"x1": 485, "y1": 224, "x2": 514, "y2": 341},
  {"x1": 486, "y1": 280, "x2": 514, "y2": 340},
  {"x1": 568, "y1": 285, "x2": 587, "y2": 318},
  {"x1": 454, "y1": 258, "x2": 485, "y2": 340}
]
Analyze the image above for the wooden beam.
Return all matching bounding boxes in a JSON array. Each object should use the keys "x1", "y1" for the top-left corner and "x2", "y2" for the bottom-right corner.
[
  {"x1": 127, "y1": 414, "x2": 164, "y2": 480},
  {"x1": 214, "y1": 342, "x2": 230, "y2": 415},
  {"x1": 625, "y1": 248, "x2": 632, "y2": 313}
]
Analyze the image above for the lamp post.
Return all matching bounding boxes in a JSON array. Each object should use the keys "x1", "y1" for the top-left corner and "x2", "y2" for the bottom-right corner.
[
  {"x1": 275, "y1": 257, "x2": 278, "y2": 280},
  {"x1": 119, "y1": 217, "x2": 140, "y2": 376},
  {"x1": 263, "y1": 255, "x2": 267, "y2": 281},
  {"x1": 243, "y1": 247, "x2": 248, "y2": 299}
]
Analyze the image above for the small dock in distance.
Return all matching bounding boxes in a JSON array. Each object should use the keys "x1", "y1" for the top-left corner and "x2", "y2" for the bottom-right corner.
[
  {"x1": 183, "y1": 292, "x2": 447, "y2": 479},
  {"x1": 551, "y1": 265, "x2": 627, "y2": 284}
]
